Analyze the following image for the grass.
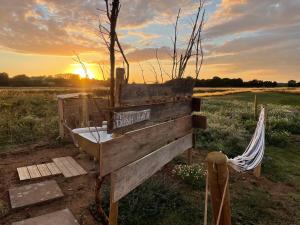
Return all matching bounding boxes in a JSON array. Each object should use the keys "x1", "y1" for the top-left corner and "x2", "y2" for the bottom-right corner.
[{"x1": 1, "y1": 88, "x2": 299, "y2": 224}]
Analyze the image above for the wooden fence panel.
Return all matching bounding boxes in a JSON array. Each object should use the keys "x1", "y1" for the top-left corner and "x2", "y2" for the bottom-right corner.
[
  {"x1": 111, "y1": 133, "x2": 193, "y2": 202},
  {"x1": 100, "y1": 115, "x2": 192, "y2": 176}
]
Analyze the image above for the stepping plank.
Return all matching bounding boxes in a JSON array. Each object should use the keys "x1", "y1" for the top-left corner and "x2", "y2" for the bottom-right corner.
[
  {"x1": 37, "y1": 164, "x2": 51, "y2": 177},
  {"x1": 27, "y1": 165, "x2": 41, "y2": 179},
  {"x1": 52, "y1": 157, "x2": 87, "y2": 178},
  {"x1": 65, "y1": 156, "x2": 87, "y2": 175},
  {"x1": 9, "y1": 180, "x2": 64, "y2": 209},
  {"x1": 46, "y1": 163, "x2": 61, "y2": 175},
  {"x1": 17, "y1": 167, "x2": 30, "y2": 181},
  {"x1": 12, "y1": 208, "x2": 79, "y2": 225},
  {"x1": 52, "y1": 158, "x2": 73, "y2": 178}
]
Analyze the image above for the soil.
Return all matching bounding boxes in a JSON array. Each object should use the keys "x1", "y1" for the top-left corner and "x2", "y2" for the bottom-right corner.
[
  {"x1": 0, "y1": 144, "x2": 297, "y2": 225},
  {"x1": 0, "y1": 144, "x2": 99, "y2": 225}
]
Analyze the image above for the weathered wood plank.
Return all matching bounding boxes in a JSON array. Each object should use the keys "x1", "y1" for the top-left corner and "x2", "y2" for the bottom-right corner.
[
  {"x1": 17, "y1": 167, "x2": 30, "y2": 181},
  {"x1": 65, "y1": 156, "x2": 87, "y2": 175},
  {"x1": 111, "y1": 133, "x2": 193, "y2": 202},
  {"x1": 52, "y1": 158, "x2": 73, "y2": 178},
  {"x1": 59, "y1": 157, "x2": 81, "y2": 177},
  {"x1": 111, "y1": 100, "x2": 192, "y2": 133},
  {"x1": 100, "y1": 115, "x2": 192, "y2": 177},
  {"x1": 120, "y1": 80, "x2": 194, "y2": 105},
  {"x1": 37, "y1": 164, "x2": 52, "y2": 177},
  {"x1": 192, "y1": 114, "x2": 207, "y2": 129},
  {"x1": 12, "y1": 208, "x2": 79, "y2": 225},
  {"x1": 27, "y1": 165, "x2": 41, "y2": 179},
  {"x1": 46, "y1": 163, "x2": 61, "y2": 175},
  {"x1": 113, "y1": 109, "x2": 150, "y2": 129},
  {"x1": 9, "y1": 180, "x2": 64, "y2": 209}
]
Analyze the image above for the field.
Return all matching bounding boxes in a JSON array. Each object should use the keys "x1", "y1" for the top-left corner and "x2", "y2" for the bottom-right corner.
[{"x1": 0, "y1": 87, "x2": 299, "y2": 225}]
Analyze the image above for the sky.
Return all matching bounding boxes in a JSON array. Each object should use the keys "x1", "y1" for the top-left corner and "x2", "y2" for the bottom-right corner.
[{"x1": 0, "y1": 0, "x2": 299, "y2": 83}]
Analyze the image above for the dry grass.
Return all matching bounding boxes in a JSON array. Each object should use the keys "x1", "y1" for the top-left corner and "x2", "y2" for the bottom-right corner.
[{"x1": 193, "y1": 87, "x2": 300, "y2": 97}]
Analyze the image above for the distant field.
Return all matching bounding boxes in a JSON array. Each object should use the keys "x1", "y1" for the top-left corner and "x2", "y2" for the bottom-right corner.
[{"x1": 194, "y1": 87, "x2": 300, "y2": 97}]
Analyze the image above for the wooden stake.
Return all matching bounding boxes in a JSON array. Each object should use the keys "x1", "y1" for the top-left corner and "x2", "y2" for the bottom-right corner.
[
  {"x1": 58, "y1": 98, "x2": 65, "y2": 138},
  {"x1": 81, "y1": 94, "x2": 89, "y2": 127},
  {"x1": 206, "y1": 151, "x2": 231, "y2": 225},
  {"x1": 109, "y1": 174, "x2": 119, "y2": 225},
  {"x1": 253, "y1": 164, "x2": 261, "y2": 178},
  {"x1": 115, "y1": 68, "x2": 125, "y2": 106},
  {"x1": 254, "y1": 94, "x2": 258, "y2": 120}
]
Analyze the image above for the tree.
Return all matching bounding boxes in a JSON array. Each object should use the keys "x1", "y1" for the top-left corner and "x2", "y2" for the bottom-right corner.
[
  {"x1": 288, "y1": 80, "x2": 297, "y2": 87},
  {"x1": 171, "y1": 0, "x2": 205, "y2": 80},
  {"x1": 0, "y1": 72, "x2": 9, "y2": 86}
]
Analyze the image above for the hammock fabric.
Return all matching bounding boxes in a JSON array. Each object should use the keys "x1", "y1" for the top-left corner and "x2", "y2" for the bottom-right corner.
[{"x1": 227, "y1": 107, "x2": 265, "y2": 172}]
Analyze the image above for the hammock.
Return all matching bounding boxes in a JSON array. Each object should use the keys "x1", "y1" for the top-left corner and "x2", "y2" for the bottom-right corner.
[{"x1": 227, "y1": 107, "x2": 265, "y2": 172}]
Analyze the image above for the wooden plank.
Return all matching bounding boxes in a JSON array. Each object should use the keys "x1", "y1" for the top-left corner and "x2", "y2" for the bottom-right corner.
[
  {"x1": 101, "y1": 115, "x2": 192, "y2": 177},
  {"x1": 120, "y1": 80, "x2": 194, "y2": 105},
  {"x1": 52, "y1": 158, "x2": 73, "y2": 178},
  {"x1": 9, "y1": 180, "x2": 64, "y2": 209},
  {"x1": 111, "y1": 100, "x2": 192, "y2": 133},
  {"x1": 12, "y1": 208, "x2": 79, "y2": 225},
  {"x1": 17, "y1": 167, "x2": 30, "y2": 181},
  {"x1": 192, "y1": 98, "x2": 201, "y2": 111},
  {"x1": 111, "y1": 133, "x2": 193, "y2": 202},
  {"x1": 64, "y1": 156, "x2": 87, "y2": 175},
  {"x1": 113, "y1": 109, "x2": 150, "y2": 128},
  {"x1": 46, "y1": 163, "x2": 61, "y2": 175},
  {"x1": 37, "y1": 164, "x2": 52, "y2": 177},
  {"x1": 27, "y1": 165, "x2": 41, "y2": 179}
]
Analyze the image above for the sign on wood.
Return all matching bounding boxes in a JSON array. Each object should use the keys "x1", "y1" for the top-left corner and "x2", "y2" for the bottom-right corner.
[
  {"x1": 113, "y1": 109, "x2": 150, "y2": 128},
  {"x1": 111, "y1": 133, "x2": 193, "y2": 202}
]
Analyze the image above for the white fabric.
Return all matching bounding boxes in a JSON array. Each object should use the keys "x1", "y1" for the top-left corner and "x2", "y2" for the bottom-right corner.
[{"x1": 227, "y1": 107, "x2": 265, "y2": 172}]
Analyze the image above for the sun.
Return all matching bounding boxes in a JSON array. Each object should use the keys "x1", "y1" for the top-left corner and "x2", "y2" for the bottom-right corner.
[{"x1": 73, "y1": 67, "x2": 95, "y2": 79}]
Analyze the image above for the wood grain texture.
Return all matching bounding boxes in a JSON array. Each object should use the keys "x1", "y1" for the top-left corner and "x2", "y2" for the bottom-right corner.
[
  {"x1": 100, "y1": 115, "x2": 192, "y2": 177},
  {"x1": 52, "y1": 158, "x2": 73, "y2": 178},
  {"x1": 65, "y1": 156, "x2": 87, "y2": 175},
  {"x1": 120, "y1": 80, "x2": 193, "y2": 105},
  {"x1": 111, "y1": 133, "x2": 193, "y2": 202},
  {"x1": 27, "y1": 165, "x2": 41, "y2": 178},
  {"x1": 17, "y1": 167, "x2": 30, "y2": 181},
  {"x1": 46, "y1": 163, "x2": 61, "y2": 175},
  {"x1": 37, "y1": 164, "x2": 52, "y2": 177}
]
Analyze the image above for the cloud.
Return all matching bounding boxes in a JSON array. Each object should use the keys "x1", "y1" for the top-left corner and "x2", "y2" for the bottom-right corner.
[{"x1": 0, "y1": 0, "x2": 197, "y2": 55}]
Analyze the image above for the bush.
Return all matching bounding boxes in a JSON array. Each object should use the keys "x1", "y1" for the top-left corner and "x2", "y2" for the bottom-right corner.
[{"x1": 173, "y1": 164, "x2": 206, "y2": 189}]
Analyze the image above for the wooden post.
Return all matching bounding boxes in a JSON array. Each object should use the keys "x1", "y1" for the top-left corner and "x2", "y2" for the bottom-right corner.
[
  {"x1": 58, "y1": 98, "x2": 65, "y2": 138},
  {"x1": 254, "y1": 94, "x2": 257, "y2": 120},
  {"x1": 115, "y1": 68, "x2": 125, "y2": 106},
  {"x1": 206, "y1": 151, "x2": 231, "y2": 225},
  {"x1": 81, "y1": 94, "x2": 89, "y2": 127},
  {"x1": 109, "y1": 174, "x2": 119, "y2": 225}
]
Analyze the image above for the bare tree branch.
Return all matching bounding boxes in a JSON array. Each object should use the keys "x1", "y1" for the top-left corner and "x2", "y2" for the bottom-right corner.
[
  {"x1": 138, "y1": 63, "x2": 146, "y2": 84},
  {"x1": 155, "y1": 48, "x2": 164, "y2": 83}
]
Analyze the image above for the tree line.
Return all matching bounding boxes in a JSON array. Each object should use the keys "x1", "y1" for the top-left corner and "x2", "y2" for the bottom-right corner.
[
  {"x1": 0, "y1": 72, "x2": 108, "y2": 87},
  {"x1": 0, "y1": 72, "x2": 299, "y2": 88}
]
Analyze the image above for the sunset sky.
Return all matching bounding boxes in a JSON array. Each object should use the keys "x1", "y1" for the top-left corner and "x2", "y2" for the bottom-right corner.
[{"x1": 0, "y1": 0, "x2": 299, "y2": 83}]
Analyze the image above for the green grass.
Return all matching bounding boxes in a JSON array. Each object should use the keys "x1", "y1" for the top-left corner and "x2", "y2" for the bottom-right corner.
[{"x1": 215, "y1": 92, "x2": 300, "y2": 107}]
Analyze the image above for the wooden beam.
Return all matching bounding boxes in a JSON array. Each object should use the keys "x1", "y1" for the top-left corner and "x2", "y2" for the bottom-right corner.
[
  {"x1": 101, "y1": 115, "x2": 192, "y2": 177},
  {"x1": 206, "y1": 151, "x2": 231, "y2": 225},
  {"x1": 58, "y1": 98, "x2": 65, "y2": 138},
  {"x1": 192, "y1": 97, "x2": 201, "y2": 111},
  {"x1": 192, "y1": 114, "x2": 207, "y2": 129},
  {"x1": 120, "y1": 80, "x2": 193, "y2": 105},
  {"x1": 110, "y1": 133, "x2": 193, "y2": 202}
]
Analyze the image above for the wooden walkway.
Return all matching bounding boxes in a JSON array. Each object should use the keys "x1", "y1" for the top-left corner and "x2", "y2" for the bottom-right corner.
[{"x1": 17, "y1": 156, "x2": 87, "y2": 180}]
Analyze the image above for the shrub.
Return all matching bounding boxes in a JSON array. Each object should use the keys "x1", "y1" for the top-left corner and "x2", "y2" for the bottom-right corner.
[
  {"x1": 173, "y1": 164, "x2": 206, "y2": 189},
  {"x1": 266, "y1": 130, "x2": 290, "y2": 147}
]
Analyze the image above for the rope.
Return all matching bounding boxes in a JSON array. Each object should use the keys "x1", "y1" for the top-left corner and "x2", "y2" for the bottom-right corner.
[{"x1": 216, "y1": 168, "x2": 229, "y2": 225}]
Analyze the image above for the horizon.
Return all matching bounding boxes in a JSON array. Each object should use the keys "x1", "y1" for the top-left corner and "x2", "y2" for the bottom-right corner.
[{"x1": 1, "y1": 0, "x2": 300, "y2": 83}]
